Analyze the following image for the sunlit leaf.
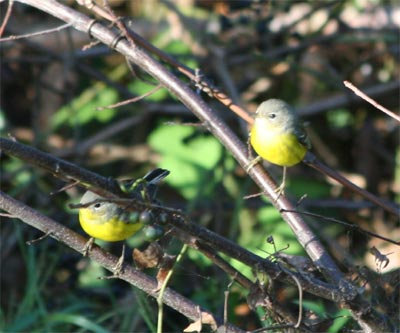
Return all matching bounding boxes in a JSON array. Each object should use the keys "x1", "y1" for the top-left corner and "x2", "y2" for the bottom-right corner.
[{"x1": 148, "y1": 124, "x2": 224, "y2": 199}]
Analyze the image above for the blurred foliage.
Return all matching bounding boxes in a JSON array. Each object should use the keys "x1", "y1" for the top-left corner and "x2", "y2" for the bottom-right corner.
[
  {"x1": 149, "y1": 125, "x2": 229, "y2": 199},
  {"x1": 1, "y1": 0, "x2": 399, "y2": 332}
]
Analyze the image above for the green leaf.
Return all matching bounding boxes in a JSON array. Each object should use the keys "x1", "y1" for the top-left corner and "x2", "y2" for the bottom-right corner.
[
  {"x1": 4, "y1": 311, "x2": 41, "y2": 332},
  {"x1": 148, "y1": 125, "x2": 224, "y2": 199},
  {"x1": 51, "y1": 86, "x2": 118, "y2": 128},
  {"x1": 163, "y1": 40, "x2": 191, "y2": 55},
  {"x1": 78, "y1": 260, "x2": 107, "y2": 288},
  {"x1": 289, "y1": 177, "x2": 330, "y2": 198},
  {"x1": 0, "y1": 108, "x2": 7, "y2": 133},
  {"x1": 328, "y1": 309, "x2": 352, "y2": 332},
  {"x1": 51, "y1": 63, "x2": 129, "y2": 129},
  {"x1": 47, "y1": 313, "x2": 109, "y2": 333},
  {"x1": 327, "y1": 109, "x2": 354, "y2": 128}
]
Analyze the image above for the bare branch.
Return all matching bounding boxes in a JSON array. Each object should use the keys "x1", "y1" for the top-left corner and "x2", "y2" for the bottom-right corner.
[
  {"x1": 344, "y1": 80, "x2": 400, "y2": 122},
  {"x1": 0, "y1": 191, "x2": 244, "y2": 333},
  {"x1": 304, "y1": 152, "x2": 399, "y2": 216},
  {"x1": 0, "y1": 22, "x2": 72, "y2": 41},
  {"x1": 0, "y1": 137, "x2": 342, "y2": 303}
]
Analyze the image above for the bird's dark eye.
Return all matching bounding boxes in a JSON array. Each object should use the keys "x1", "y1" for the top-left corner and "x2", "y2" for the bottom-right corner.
[
  {"x1": 94, "y1": 203, "x2": 102, "y2": 209},
  {"x1": 268, "y1": 113, "x2": 276, "y2": 119}
]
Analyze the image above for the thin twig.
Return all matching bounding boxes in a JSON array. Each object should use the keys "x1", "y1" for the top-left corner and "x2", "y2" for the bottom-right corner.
[
  {"x1": 104, "y1": 8, "x2": 254, "y2": 124},
  {"x1": 224, "y1": 279, "x2": 236, "y2": 330},
  {"x1": 299, "y1": 80, "x2": 400, "y2": 117},
  {"x1": 157, "y1": 244, "x2": 188, "y2": 333},
  {"x1": 0, "y1": 0, "x2": 14, "y2": 38},
  {"x1": 303, "y1": 152, "x2": 399, "y2": 216},
  {"x1": 0, "y1": 22, "x2": 72, "y2": 41},
  {"x1": 57, "y1": 114, "x2": 149, "y2": 158},
  {"x1": 195, "y1": 242, "x2": 253, "y2": 289},
  {"x1": 344, "y1": 80, "x2": 400, "y2": 122},
  {"x1": 284, "y1": 209, "x2": 400, "y2": 246},
  {"x1": 96, "y1": 84, "x2": 163, "y2": 110}
]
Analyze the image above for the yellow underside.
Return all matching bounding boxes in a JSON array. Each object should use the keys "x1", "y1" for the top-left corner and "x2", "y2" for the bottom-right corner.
[
  {"x1": 79, "y1": 209, "x2": 143, "y2": 242},
  {"x1": 250, "y1": 121, "x2": 307, "y2": 167}
]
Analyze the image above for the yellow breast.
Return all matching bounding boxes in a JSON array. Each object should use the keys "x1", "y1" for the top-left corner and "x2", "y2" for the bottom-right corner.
[
  {"x1": 250, "y1": 119, "x2": 307, "y2": 167},
  {"x1": 79, "y1": 208, "x2": 143, "y2": 242}
]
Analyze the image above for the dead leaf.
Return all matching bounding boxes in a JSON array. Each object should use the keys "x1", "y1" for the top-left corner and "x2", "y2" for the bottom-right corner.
[
  {"x1": 183, "y1": 319, "x2": 202, "y2": 333},
  {"x1": 132, "y1": 243, "x2": 163, "y2": 269}
]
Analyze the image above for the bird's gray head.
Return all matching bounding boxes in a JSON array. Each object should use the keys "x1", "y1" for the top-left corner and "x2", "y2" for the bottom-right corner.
[
  {"x1": 79, "y1": 191, "x2": 119, "y2": 222},
  {"x1": 80, "y1": 191, "x2": 102, "y2": 205},
  {"x1": 255, "y1": 99, "x2": 298, "y2": 128}
]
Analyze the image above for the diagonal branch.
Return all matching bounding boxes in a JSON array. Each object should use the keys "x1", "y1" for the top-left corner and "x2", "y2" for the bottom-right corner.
[
  {"x1": 0, "y1": 137, "x2": 342, "y2": 303},
  {"x1": 0, "y1": 191, "x2": 244, "y2": 333}
]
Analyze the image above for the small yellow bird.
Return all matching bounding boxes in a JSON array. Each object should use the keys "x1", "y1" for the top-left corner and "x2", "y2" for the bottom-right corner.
[
  {"x1": 248, "y1": 99, "x2": 311, "y2": 196},
  {"x1": 79, "y1": 191, "x2": 143, "y2": 243},
  {"x1": 78, "y1": 168, "x2": 169, "y2": 273}
]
